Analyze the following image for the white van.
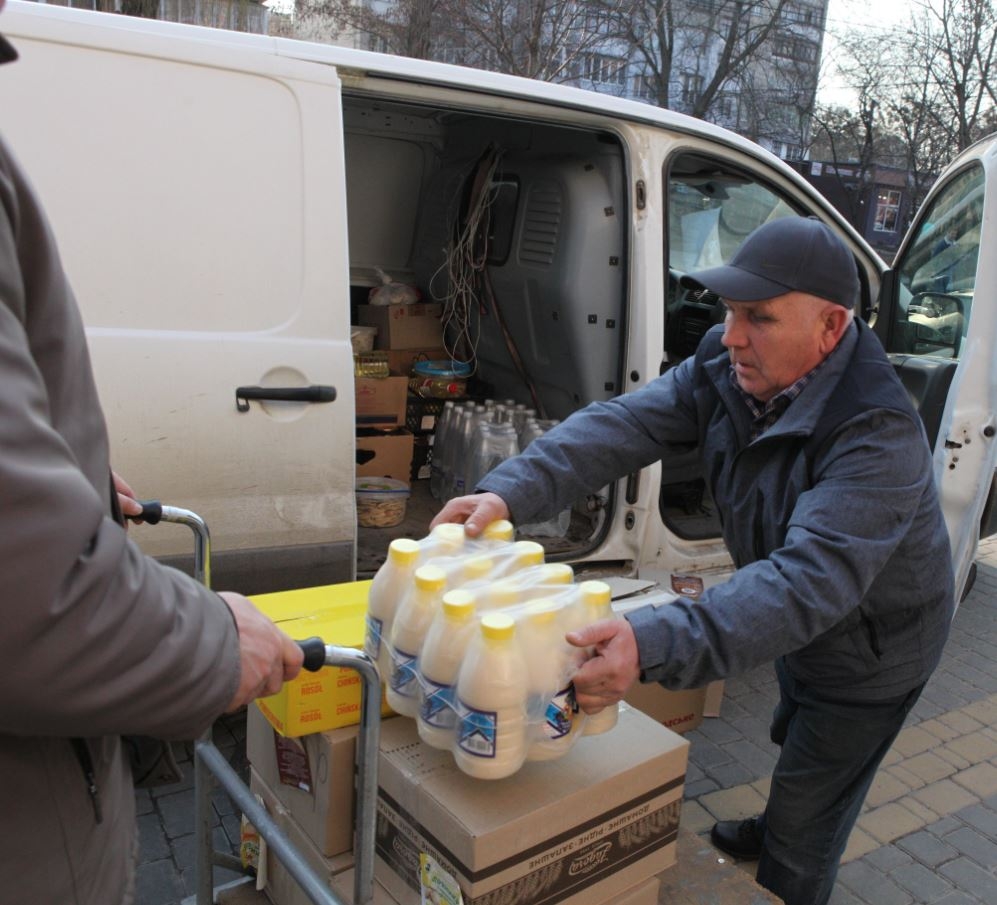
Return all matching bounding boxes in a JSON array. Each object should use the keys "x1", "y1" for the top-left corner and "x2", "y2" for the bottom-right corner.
[{"x1": 2, "y1": 0, "x2": 995, "y2": 601}]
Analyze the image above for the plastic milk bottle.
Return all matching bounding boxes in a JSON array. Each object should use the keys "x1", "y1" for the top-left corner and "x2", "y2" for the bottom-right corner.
[
  {"x1": 519, "y1": 600, "x2": 583, "y2": 761},
  {"x1": 457, "y1": 554, "x2": 495, "y2": 594},
  {"x1": 454, "y1": 612, "x2": 530, "y2": 779},
  {"x1": 417, "y1": 589, "x2": 478, "y2": 750},
  {"x1": 479, "y1": 579, "x2": 524, "y2": 613},
  {"x1": 508, "y1": 562, "x2": 574, "y2": 602},
  {"x1": 365, "y1": 538, "x2": 421, "y2": 684},
  {"x1": 490, "y1": 540, "x2": 545, "y2": 580},
  {"x1": 386, "y1": 565, "x2": 447, "y2": 717},
  {"x1": 420, "y1": 522, "x2": 466, "y2": 563},
  {"x1": 575, "y1": 580, "x2": 620, "y2": 736}
]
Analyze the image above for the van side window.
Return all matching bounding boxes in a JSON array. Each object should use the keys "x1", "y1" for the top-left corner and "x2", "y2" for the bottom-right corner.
[
  {"x1": 891, "y1": 165, "x2": 984, "y2": 360},
  {"x1": 665, "y1": 154, "x2": 797, "y2": 362}
]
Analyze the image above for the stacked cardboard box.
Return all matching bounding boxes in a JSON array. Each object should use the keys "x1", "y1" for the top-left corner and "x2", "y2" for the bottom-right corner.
[
  {"x1": 612, "y1": 590, "x2": 724, "y2": 734},
  {"x1": 357, "y1": 303, "x2": 445, "y2": 351},
  {"x1": 246, "y1": 701, "x2": 685, "y2": 905},
  {"x1": 354, "y1": 303, "x2": 447, "y2": 489},
  {"x1": 374, "y1": 703, "x2": 685, "y2": 905}
]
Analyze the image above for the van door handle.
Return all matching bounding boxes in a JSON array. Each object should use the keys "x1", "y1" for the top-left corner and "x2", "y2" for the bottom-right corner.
[{"x1": 235, "y1": 384, "x2": 337, "y2": 412}]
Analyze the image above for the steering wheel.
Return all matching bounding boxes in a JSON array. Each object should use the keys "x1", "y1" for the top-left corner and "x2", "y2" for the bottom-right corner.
[{"x1": 665, "y1": 268, "x2": 724, "y2": 361}]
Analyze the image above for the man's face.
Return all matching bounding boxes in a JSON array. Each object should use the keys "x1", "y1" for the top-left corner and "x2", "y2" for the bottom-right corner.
[{"x1": 720, "y1": 291, "x2": 845, "y2": 402}]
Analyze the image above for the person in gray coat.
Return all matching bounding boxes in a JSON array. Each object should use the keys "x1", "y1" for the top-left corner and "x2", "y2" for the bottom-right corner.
[
  {"x1": 0, "y1": 18, "x2": 303, "y2": 904},
  {"x1": 432, "y1": 216, "x2": 955, "y2": 905}
]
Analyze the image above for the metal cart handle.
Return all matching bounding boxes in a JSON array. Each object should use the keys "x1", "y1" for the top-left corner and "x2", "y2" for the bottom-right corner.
[{"x1": 135, "y1": 505, "x2": 379, "y2": 905}]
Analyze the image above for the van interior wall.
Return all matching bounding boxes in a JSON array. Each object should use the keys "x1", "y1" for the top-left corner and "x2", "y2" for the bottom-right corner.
[
  {"x1": 345, "y1": 99, "x2": 625, "y2": 565},
  {"x1": 344, "y1": 97, "x2": 628, "y2": 421}
]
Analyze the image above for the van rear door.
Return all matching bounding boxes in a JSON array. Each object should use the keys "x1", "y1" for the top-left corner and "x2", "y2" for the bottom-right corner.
[{"x1": 0, "y1": 4, "x2": 355, "y2": 592}]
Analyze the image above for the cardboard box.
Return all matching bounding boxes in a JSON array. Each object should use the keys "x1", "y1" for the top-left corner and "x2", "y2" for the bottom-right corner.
[
  {"x1": 246, "y1": 703, "x2": 357, "y2": 857},
  {"x1": 623, "y1": 682, "x2": 707, "y2": 735},
  {"x1": 615, "y1": 875, "x2": 661, "y2": 905},
  {"x1": 251, "y1": 580, "x2": 393, "y2": 737},
  {"x1": 703, "y1": 678, "x2": 725, "y2": 718},
  {"x1": 358, "y1": 303, "x2": 445, "y2": 350},
  {"x1": 246, "y1": 769, "x2": 356, "y2": 905},
  {"x1": 374, "y1": 704, "x2": 687, "y2": 905},
  {"x1": 356, "y1": 376, "x2": 409, "y2": 427},
  {"x1": 357, "y1": 428, "x2": 415, "y2": 482},
  {"x1": 611, "y1": 591, "x2": 722, "y2": 732}
]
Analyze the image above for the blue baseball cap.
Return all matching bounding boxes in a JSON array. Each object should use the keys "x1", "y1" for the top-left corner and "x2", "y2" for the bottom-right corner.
[{"x1": 681, "y1": 216, "x2": 860, "y2": 309}]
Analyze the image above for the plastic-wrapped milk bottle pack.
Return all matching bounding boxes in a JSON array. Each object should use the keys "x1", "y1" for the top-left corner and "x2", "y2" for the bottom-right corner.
[{"x1": 363, "y1": 521, "x2": 620, "y2": 780}]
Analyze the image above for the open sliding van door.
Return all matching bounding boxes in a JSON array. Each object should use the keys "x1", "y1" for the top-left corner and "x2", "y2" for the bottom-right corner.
[
  {"x1": 874, "y1": 139, "x2": 997, "y2": 602},
  {"x1": 0, "y1": 2, "x2": 356, "y2": 592}
]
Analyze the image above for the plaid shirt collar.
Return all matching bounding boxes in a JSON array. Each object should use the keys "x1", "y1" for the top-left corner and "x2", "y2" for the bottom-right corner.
[{"x1": 731, "y1": 342, "x2": 841, "y2": 442}]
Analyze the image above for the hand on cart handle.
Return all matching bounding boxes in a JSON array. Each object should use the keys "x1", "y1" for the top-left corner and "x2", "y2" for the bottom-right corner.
[
  {"x1": 297, "y1": 637, "x2": 327, "y2": 672},
  {"x1": 112, "y1": 470, "x2": 145, "y2": 521},
  {"x1": 218, "y1": 592, "x2": 305, "y2": 711},
  {"x1": 125, "y1": 499, "x2": 164, "y2": 524}
]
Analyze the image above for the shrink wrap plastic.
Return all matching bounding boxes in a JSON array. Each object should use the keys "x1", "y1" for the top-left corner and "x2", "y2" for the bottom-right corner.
[{"x1": 363, "y1": 521, "x2": 620, "y2": 779}]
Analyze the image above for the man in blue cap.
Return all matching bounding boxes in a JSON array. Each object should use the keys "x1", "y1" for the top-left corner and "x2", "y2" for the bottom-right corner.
[{"x1": 434, "y1": 216, "x2": 955, "y2": 905}]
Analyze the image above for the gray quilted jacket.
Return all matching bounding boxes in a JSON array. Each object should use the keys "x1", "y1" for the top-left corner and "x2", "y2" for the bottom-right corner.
[{"x1": 480, "y1": 320, "x2": 954, "y2": 701}]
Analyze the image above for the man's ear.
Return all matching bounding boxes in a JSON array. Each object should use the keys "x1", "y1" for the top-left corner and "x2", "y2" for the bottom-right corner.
[{"x1": 820, "y1": 305, "x2": 852, "y2": 354}]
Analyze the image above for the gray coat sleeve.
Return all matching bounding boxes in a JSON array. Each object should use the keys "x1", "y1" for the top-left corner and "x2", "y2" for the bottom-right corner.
[{"x1": 0, "y1": 137, "x2": 240, "y2": 741}]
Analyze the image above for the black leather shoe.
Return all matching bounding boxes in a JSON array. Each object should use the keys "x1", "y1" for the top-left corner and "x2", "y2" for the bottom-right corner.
[{"x1": 710, "y1": 815, "x2": 764, "y2": 860}]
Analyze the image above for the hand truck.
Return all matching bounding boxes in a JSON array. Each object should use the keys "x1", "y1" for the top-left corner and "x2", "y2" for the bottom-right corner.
[{"x1": 134, "y1": 502, "x2": 380, "y2": 905}]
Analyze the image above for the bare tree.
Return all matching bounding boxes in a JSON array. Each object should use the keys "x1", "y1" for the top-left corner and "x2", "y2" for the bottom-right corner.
[
  {"x1": 829, "y1": 0, "x2": 997, "y2": 208},
  {"x1": 618, "y1": 0, "x2": 792, "y2": 116},
  {"x1": 924, "y1": 0, "x2": 997, "y2": 150},
  {"x1": 306, "y1": 0, "x2": 642, "y2": 80}
]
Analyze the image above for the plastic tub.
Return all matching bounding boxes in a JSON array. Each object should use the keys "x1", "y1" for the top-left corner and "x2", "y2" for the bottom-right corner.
[
  {"x1": 356, "y1": 477, "x2": 411, "y2": 528},
  {"x1": 409, "y1": 359, "x2": 473, "y2": 398},
  {"x1": 350, "y1": 324, "x2": 378, "y2": 354}
]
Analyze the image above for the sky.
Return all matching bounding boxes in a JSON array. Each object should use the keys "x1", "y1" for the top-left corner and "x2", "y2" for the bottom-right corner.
[{"x1": 819, "y1": 0, "x2": 920, "y2": 106}]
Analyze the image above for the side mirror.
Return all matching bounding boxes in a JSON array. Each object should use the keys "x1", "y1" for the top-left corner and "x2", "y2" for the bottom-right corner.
[{"x1": 908, "y1": 291, "x2": 966, "y2": 356}]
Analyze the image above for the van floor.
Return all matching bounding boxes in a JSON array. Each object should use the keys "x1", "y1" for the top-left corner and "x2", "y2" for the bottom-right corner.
[{"x1": 356, "y1": 480, "x2": 587, "y2": 578}]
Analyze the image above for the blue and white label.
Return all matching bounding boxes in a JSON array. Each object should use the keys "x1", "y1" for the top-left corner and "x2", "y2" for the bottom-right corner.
[
  {"x1": 364, "y1": 614, "x2": 382, "y2": 659},
  {"x1": 389, "y1": 646, "x2": 419, "y2": 698},
  {"x1": 456, "y1": 701, "x2": 498, "y2": 758},
  {"x1": 420, "y1": 679, "x2": 457, "y2": 729},
  {"x1": 542, "y1": 685, "x2": 577, "y2": 740}
]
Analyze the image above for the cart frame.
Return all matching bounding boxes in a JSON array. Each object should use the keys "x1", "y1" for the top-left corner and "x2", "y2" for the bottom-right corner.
[{"x1": 149, "y1": 505, "x2": 379, "y2": 905}]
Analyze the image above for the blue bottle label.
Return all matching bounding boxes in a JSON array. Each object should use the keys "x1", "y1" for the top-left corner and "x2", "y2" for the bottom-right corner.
[
  {"x1": 420, "y1": 679, "x2": 456, "y2": 729},
  {"x1": 456, "y1": 701, "x2": 498, "y2": 758}
]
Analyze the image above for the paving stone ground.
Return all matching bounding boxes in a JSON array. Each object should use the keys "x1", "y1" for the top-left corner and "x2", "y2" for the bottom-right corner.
[{"x1": 136, "y1": 536, "x2": 997, "y2": 904}]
